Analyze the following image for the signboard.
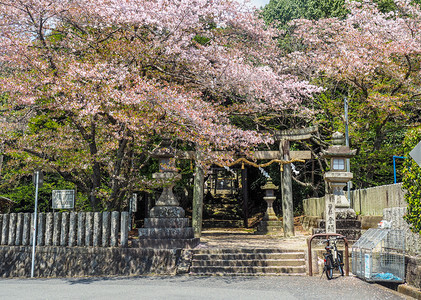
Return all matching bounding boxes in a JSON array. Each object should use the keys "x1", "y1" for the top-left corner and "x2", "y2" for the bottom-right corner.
[
  {"x1": 325, "y1": 194, "x2": 336, "y2": 233},
  {"x1": 52, "y1": 190, "x2": 75, "y2": 209},
  {"x1": 409, "y1": 141, "x2": 421, "y2": 167}
]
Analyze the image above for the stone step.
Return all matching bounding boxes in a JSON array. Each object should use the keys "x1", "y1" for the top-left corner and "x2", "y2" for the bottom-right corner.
[
  {"x1": 188, "y1": 248, "x2": 307, "y2": 276},
  {"x1": 192, "y1": 248, "x2": 303, "y2": 255},
  {"x1": 202, "y1": 220, "x2": 244, "y2": 228},
  {"x1": 191, "y1": 259, "x2": 305, "y2": 267},
  {"x1": 204, "y1": 210, "x2": 243, "y2": 218},
  {"x1": 189, "y1": 272, "x2": 307, "y2": 276},
  {"x1": 204, "y1": 204, "x2": 241, "y2": 209},
  {"x1": 189, "y1": 265, "x2": 306, "y2": 275},
  {"x1": 205, "y1": 197, "x2": 241, "y2": 205},
  {"x1": 192, "y1": 252, "x2": 305, "y2": 260},
  {"x1": 257, "y1": 220, "x2": 282, "y2": 226}
]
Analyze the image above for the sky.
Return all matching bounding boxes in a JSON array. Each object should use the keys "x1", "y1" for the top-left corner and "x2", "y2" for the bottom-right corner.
[{"x1": 249, "y1": 0, "x2": 270, "y2": 8}]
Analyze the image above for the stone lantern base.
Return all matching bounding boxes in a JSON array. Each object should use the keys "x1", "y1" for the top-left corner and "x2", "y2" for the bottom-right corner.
[
  {"x1": 137, "y1": 217, "x2": 199, "y2": 249},
  {"x1": 136, "y1": 172, "x2": 199, "y2": 249},
  {"x1": 255, "y1": 196, "x2": 283, "y2": 235},
  {"x1": 313, "y1": 208, "x2": 362, "y2": 241}
]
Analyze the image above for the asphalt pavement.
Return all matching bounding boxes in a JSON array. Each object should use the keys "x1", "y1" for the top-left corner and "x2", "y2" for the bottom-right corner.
[{"x1": 0, "y1": 275, "x2": 408, "y2": 300}]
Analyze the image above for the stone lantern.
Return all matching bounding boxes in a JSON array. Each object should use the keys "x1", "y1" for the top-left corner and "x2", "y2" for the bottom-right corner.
[
  {"x1": 322, "y1": 132, "x2": 356, "y2": 210},
  {"x1": 318, "y1": 131, "x2": 361, "y2": 240},
  {"x1": 255, "y1": 178, "x2": 283, "y2": 234},
  {"x1": 137, "y1": 137, "x2": 199, "y2": 248},
  {"x1": 149, "y1": 138, "x2": 183, "y2": 217}
]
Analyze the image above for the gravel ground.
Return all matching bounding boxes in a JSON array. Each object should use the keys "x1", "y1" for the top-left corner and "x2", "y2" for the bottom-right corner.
[{"x1": 199, "y1": 228, "x2": 310, "y2": 250}]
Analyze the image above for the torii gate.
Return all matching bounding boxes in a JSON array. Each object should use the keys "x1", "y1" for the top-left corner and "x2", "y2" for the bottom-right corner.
[{"x1": 189, "y1": 126, "x2": 318, "y2": 238}]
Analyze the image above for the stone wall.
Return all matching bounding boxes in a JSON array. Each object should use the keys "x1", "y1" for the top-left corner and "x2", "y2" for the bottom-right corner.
[
  {"x1": 383, "y1": 207, "x2": 420, "y2": 257},
  {"x1": 0, "y1": 246, "x2": 180, "y2": 278},
  {"x1": 352, "y1": 184, "x2": 407, "y2": 216},
  {"x1": 0, "y1": 211, "x2": 129, "y2": 248},
  {"x1": 405, "y1": 256, "x2": 421, "y2": 289},
  {"x1": 303, "y1": 183, "x2": 406, "y2": 217}
]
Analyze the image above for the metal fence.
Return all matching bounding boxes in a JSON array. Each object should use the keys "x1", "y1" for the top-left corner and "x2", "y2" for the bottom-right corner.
[{"x1": 0, "y1": 211, "x2": 129, "y2": 247}]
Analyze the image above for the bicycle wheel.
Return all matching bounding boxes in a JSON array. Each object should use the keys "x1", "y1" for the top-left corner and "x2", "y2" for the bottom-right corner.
[
  {"x1": 337, "y1": 253, "x2": 344, "y2": 276},
  {"x1": 325, "y1": 256, "x2": 334, "y2": 280}
]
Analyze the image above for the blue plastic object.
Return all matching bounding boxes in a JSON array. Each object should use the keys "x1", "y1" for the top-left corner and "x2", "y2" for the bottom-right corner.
[{"x1": 372, "y1": 272, "x2": 402, "y2": 281}]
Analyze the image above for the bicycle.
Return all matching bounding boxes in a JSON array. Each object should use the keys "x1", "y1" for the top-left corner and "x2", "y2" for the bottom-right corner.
[{"x1": 322, "y1": 237, "x2": 344, "y2": 280}]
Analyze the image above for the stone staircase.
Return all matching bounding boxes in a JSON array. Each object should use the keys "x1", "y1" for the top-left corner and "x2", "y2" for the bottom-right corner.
[
  {"x1": 203, "y1": 195, "x2": 245, "y2": 228},
  {"x1": 188, "y1": 248, "x2": 307, "y2": 276}
]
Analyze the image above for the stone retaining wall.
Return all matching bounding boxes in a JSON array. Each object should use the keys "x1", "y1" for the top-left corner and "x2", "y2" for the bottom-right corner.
[
  {"x1": 383, "y1": 207, "x2": 421, "y2": 257},
  {"x1": 381, "y1": 207, "x2": 421, "y2": 289},
  {"x1": 0, "y1": 211, "x2": 129, "y2": 248},
  {"x1": 0, "y1": 246, "x2": 180, "y2": 278}
]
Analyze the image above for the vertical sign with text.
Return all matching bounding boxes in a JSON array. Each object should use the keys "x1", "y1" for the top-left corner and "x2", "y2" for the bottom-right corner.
[{"x1": 325, "y1": 194, "x2": 336, "y2": 233}]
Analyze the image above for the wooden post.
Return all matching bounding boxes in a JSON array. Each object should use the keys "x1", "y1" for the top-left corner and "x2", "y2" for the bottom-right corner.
[
  {"x1": 280, "y1": 139, "x2": 295, "y2": 237},
  {"x1": 192, "y1": 152, "x2": 204, "y2": 238},
  {"x1": 242, "y1": 167, "x2": 249, "y2": 228}
]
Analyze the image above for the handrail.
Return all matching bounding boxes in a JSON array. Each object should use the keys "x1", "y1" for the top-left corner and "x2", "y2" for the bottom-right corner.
[{"x1": 307, "y1": 233, "x2": 349, "y2": 277}]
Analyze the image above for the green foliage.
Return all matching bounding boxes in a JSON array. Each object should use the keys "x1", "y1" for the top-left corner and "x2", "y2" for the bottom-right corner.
[
  {"x1": 0, "y1": 173, "x2": 84, "y2": 213},
  {"x1": 193, "y1": 35, "x2": 210, "y2": 46},
  {"x1": 262, "y1": 0, "x2": 348, "y2": 28},
  {"x1": 402, "y1": 126, "x2": 421, "y2": 234},
  {"x1": 262, "y1": 0, "x2": 401, "y2": 27}
]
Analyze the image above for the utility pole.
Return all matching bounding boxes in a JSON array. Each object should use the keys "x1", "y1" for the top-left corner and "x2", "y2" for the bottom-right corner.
[
  {"x1": 344, "y1": 98, "x2": 351, "y2": 203},
  {"x1": 31, "y1": 170, "x2": 42, "y2": 278}
]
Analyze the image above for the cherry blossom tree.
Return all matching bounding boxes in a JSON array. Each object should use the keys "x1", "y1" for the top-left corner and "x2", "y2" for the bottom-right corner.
[
  {"x1": 288, "y1": 0, "x2": 421, "y2": 187},
  {"x1": 0, "y1": 0, "x2": 320, "y2": 210}
]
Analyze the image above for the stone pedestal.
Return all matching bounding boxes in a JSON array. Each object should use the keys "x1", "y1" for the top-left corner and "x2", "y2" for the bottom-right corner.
[
  {"x1": 255, "y1": 196, "x2": 282, "y2": 234},
  {"x1": 313, "y1": 207, "x2": 362, "y2": 241},
  {"x1": 137, "y1": 172, "x2": 199, "y2": 249}
]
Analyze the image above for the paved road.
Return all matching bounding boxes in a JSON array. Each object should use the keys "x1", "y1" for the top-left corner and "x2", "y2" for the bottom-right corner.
[{"x1": 0, "y1": 275, "x2": 407, "y2": 300}]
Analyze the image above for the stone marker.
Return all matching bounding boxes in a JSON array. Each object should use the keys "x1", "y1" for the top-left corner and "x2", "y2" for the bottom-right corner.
[
  {"x1": 102, "y1": 212, "x2": 110, "y2": 247},
  {"x1": 60, "y1": 212, "x2": 69, "y2": 246},
  {"x1": 85, "y1": 212, "x2": 93, "y2": 246},
  {"x1": 8, "y1": 213, "x2": 16, "y2": 245},
  {"x1": 45, "y1": 213, "x2": 53, "y2": 246},
  {"x1": 15, "y1": 213, "x2": 23, "y2": 246},
  {"x1": 22, "y1": 213, "x2": 31, "y2": 246},
  {"x1": 325, "y1": 194, "x2": 336, "y2": 233},
  {"x1": 69, "y1": 212, "x2": 77, "y2": 247},
  {"x1": 110, "y1": 211, "x2": 120, "y2": 247},
  {"x1": 77, "y1": 212, "x2": 85, "y2": 246},
  {"x1": 1, "y1": 214, "x2": 8, "y2": 245},
  {"x1": 37, "y1": 213, "x2": 45, "y2": 246},
  {"x1": 121, "y1": 212, "x2": 129, "y2": 247},
  {"x1": 93, "y1": 212, "x2": 102, "y2": 247},
  {"x1": 53, "y1": 212, "x2": 61, "y2": 246}
]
